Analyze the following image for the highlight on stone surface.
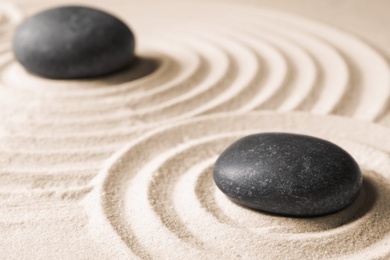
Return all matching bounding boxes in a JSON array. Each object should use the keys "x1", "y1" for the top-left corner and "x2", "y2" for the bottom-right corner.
[
  {"x1": 13, "y1": 6, "x2": 135, "y2": 79},
  {"x1": 213, "y1": 133, "x2": 363, "y2": 216}
]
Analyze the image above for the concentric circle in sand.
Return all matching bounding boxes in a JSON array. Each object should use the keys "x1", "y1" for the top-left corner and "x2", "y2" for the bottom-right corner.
[{"x1": 90, "y1": 112, "x2": 390, "y2": 259}]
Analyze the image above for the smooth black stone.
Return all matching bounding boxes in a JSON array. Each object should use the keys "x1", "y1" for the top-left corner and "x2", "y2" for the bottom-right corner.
[
  {"x1": 13, "y1": 6, "x2": 135, "y2": 79},
  {"x1": 213, "y1": 133, "x2": 362, "y2": 216}
]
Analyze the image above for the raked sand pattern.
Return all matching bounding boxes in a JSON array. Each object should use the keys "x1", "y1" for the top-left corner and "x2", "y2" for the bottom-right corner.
[
  {"x1": 89, "y1": 112, "x2": 390, "y2": 259},
  {"x1": 1, "y1": 1, "x2": 390, "y2": 194},
  {"x1": 1, "y1": 0, "x2": 390, "y2": 259}
]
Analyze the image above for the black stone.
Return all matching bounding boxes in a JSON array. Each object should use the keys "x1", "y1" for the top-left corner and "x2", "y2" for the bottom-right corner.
[
  {"x1": 213, "y1": 133, "x2": 362, "y2": 216},
  {"x1": 13, "y1": 6, "x2": 135, "y2": 79}
]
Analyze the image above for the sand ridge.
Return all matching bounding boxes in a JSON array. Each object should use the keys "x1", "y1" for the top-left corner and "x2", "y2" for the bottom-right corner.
[
  {"x1": 1, "y1": 0, "x2": 390, "y2": 194},
  {"x1": 0, "y1": 0, "x2": 390, "y2": 259},
  {"x1": 89, "y1": 112, "x2": 390, "y2": 259},
  {"x1": 1, "y1": 1, "x2": 390, "y2": 193}
]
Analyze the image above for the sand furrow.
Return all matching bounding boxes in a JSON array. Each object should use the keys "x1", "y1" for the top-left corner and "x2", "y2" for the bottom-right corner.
[{"x1": 89, "y1": 112, "x2": 390, "y2": 259}]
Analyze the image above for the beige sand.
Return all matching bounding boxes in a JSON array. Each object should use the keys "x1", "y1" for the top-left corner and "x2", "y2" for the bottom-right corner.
[
  {"x1": 90, "y1": 112, "x2": 390, "y2": 259},
  {"x1": 0, "y1": 0, "x2": 390, "y2": 259}
]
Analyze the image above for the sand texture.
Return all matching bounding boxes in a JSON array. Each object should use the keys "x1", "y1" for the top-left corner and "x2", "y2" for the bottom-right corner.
[
  {"x1": 91, "y1": 112, "x2": 390, "y2": 259},
  {"x1": 0, "y1": 0, "x2": 390, "y2": 259}
]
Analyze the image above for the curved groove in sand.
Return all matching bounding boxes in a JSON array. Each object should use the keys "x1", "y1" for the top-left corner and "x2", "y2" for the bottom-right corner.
[
  {"x1": 0, "y1": 1, "x2": 390, "y2": 198},
  {"x1": 90, "y1": 112, "x2": 390, "y2": 259}
]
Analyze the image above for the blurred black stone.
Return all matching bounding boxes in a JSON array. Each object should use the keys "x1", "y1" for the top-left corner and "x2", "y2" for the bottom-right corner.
[
  {"x1": 213, "y1": 133, "x2": 362, "y2": 217},
  {"x1": 13, "y1": 6, "x2": 135, "y2": 79}
]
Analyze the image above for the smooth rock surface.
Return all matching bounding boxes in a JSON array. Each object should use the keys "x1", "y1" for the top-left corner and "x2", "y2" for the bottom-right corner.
[
  {"x1": 13, "y1": 6, "x2": 135, "y2": 79},
  {"x1": 213, "y1": 133, "x2": 363, "y2": 216}
]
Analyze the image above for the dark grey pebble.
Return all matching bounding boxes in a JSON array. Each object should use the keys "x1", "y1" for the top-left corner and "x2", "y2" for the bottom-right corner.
[
  {"x1": 13, "y1": 6, "x2": 135, "y2": 79},
  {"x1": 213, "y1": 133, "x2": 362, "y2": 216}
]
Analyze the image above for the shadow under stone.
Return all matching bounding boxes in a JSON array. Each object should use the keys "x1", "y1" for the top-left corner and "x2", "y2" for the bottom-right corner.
[{"x1": 91, "y1": 56, "x2": 161, "y2": 85}]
